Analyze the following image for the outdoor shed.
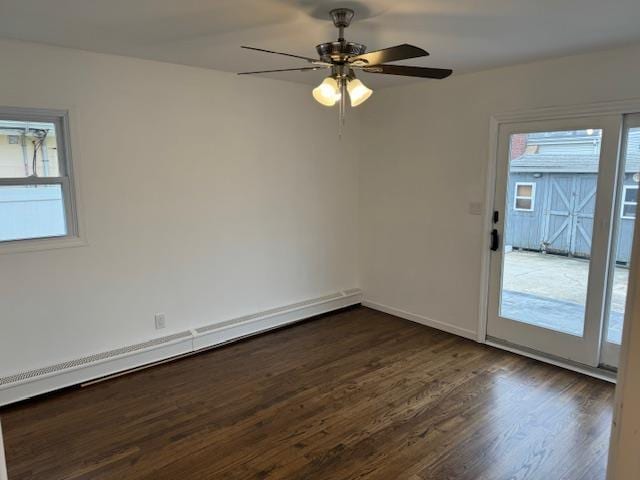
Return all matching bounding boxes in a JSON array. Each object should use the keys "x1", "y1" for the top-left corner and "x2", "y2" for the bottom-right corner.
[{"x1": 505, "y1": 130, "x2": 640, "y2": 264}]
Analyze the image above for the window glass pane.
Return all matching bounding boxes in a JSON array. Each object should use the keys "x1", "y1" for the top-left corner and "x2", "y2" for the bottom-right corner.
[
  {"x1": 0, "y1": 185, "x2": 67, "y2": 241},
  {"x1": 515, "y1": 198, "x2": 532, "y2": 210},
  {"x1": 516, "y1": 184, "x2": 532, "y2": 197},
  {"x1": 622, "y1": 203, "x2": 636, "y2": 218},
  {"x1": 0, "y1": 120, "x2": 60, "y2": 178},
  {"x1": 624, "y1": 186, "x2": 637, "y2": 203}
]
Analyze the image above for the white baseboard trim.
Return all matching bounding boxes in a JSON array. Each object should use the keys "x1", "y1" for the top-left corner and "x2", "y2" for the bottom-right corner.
[
  {"x1": 362, "y1": 300, "x2": 478, "y2": 341},
  {"x1": 0, "y1": 289, "x2": 362, "y2": 407}
]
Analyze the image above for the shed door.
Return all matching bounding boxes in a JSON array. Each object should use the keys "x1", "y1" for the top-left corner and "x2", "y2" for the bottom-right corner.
[
  {"x1": 542, "y1": 175, "x2": 597, "y2": 258},
  {"x1": 542, "y1": 176, "x2": 574, "y2": 254},
  {"x1": 571, "y1": 176, "x2": 597, "y2": 258}
]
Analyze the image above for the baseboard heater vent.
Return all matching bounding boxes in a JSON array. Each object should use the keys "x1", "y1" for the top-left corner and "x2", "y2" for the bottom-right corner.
[
  {"x1": 0, "y1": 289, "x2": 362, "y2": 406},
  {"x1": 0, "y1": 331, "x2": 192, "y2": 387}
]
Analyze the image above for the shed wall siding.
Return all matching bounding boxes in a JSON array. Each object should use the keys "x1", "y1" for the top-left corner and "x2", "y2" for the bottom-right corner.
[{"x1": 506, "y1": 172, "x2": 635, "y2": 263}]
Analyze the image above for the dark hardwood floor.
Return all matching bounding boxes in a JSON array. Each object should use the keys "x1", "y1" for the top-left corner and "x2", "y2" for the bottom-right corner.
[{"x1": 1, "y1": 306, "x2": 614, "y2": 480}]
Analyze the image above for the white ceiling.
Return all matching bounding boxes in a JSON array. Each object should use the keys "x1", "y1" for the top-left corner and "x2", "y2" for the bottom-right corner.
[{"x1": 1, "y1": 0, "x2": 640, "y2": 89}]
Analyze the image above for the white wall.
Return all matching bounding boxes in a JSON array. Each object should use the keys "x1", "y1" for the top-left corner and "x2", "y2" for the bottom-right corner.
[
  {"x1": 359, "y1": 44, "x2": 640, "y2": 337},
  {"x1": 0, "y1": 39, "x2": 360, "y2": 376}
]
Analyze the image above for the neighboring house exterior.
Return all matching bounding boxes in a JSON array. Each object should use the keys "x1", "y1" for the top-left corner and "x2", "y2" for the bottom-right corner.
[
  {"x1": 505, "y1": 129, "x2": 639, "y2": 264},
  {"x1": 0, "y1": 121, "x2": 59, "y2": 178}
]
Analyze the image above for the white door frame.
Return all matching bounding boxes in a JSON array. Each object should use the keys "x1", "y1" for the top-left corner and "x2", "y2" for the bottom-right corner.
[
  {"x1": 606, "y1": 168, "x2": 640, "y2": 477},
  {"x1": 478, "y1": 98, "x2": 640, "y2": 367},
  {"x1": 487, "y1": 115, "x2": 620, "y2": 366}
]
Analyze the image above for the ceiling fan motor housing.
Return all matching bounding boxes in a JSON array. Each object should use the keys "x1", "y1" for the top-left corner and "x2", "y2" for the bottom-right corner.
[{"x1": 316, "y1": 41, "x2": 366, "y2": 63}]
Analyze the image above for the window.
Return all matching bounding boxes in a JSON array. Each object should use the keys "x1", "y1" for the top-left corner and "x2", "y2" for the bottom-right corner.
[
  {"x1": 513, "y1": 182, "x2": 536, "y2": 211},
  {"x1": 621, "y1": 185, "x2": 638, "y2": 219},
  {"x1": 0, "y1": 108, "x2": 79, "y2": 249}
]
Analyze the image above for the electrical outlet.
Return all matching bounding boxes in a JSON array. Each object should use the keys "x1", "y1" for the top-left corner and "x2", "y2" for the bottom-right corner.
[{"x1": 154, "y1": 313, "x2": 166, "y2": 330}]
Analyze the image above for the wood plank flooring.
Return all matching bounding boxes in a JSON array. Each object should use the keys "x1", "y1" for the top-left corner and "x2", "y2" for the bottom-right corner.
[{"x1": 0, "y1": 306, "x2": 614, "y2": 479}]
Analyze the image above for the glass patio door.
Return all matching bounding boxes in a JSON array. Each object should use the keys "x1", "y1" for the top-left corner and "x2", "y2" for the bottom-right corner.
[
  {"x1": 486, "y1": 115, "x2": 622, "y2": 367},
  {"x1": 601, "y1": 114, "x2": 640, "y2": 367}
]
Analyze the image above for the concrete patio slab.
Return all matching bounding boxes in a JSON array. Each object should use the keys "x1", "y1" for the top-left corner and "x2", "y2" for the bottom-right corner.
[{"x1": 501, "y1": 250, "x2": 626, "y2": 343}]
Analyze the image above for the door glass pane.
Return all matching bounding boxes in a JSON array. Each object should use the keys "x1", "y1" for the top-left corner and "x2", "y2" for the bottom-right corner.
[
  {"x1": 500, "y1": 129, "x2": 602, "y2": 336},
  {"x1": 606, "y1": 127, "x2": 640, "y2": 344}
]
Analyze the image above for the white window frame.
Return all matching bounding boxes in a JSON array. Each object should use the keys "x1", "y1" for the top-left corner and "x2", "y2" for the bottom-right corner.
[
  {"x1": 513, "y1": 182, "x2": 536, "y2": 211},
  {"x1": 0, "y1": 107, "x2": 84, "y2": 254},
  {"x1": 620, "y1": 185, "x2": 638, "y2": 220}
]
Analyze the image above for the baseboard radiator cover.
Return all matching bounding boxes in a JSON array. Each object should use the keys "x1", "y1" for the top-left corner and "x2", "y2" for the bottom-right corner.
[
  {"x1": 0, "y1": 289, "x2": 361, "y2": 407},
  {"x1": 192, "y1": 291, "x2": 360, "y2": 351}
]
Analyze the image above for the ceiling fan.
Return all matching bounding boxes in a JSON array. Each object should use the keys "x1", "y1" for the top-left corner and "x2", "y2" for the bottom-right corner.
[{"x1": 238, "y1": 7, "x2": 452, "y2": 129}]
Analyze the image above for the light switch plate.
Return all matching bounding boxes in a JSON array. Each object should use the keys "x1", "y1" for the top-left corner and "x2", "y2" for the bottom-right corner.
[
  {"x1": 154, "y1": 313, "x2": 166, "y2": 330},
  {"x1": 468, "y1": 202, "x2": 483, "y2": 215}
]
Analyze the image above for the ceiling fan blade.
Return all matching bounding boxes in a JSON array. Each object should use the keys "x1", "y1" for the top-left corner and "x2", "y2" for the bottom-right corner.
[
  {"x1": 362, "y1": 64, "x2": 452, "y2": 79},
  {"x1": 241, "y1": 46, "x2": 319, "y2": 63},
  {"x1": 350, "y1": 44, "x2": 428, "y2": 66},
  {"x1": 238, "y1": 66, "x2": 327, "y2": 75}
]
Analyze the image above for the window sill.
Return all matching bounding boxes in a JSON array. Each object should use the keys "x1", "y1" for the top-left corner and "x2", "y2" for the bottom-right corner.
[{"x1": 0, "y1": 235, "x2": 87, "y2": 255}]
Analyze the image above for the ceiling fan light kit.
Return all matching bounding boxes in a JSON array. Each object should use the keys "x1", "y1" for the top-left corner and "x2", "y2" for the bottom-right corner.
[
  {"x1": 346, "y1": 77, "x2": 373, "y2": 107},
  {"x1": 312, "y1": 76, "x2": 341, "y2": 106},
  {"x1": 239, "y1": 7, "x2": 453, "y2": 133}
]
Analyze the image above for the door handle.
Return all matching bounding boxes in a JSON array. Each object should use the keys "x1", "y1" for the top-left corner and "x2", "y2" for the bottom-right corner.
[{"x1": 491, "y1": 229, "x2": 500, "y2": 251}]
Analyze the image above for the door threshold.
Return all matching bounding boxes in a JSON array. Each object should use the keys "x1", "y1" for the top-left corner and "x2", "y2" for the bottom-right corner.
[{"x1": 486, "y1": 336, "x2": 617, "y2": 383}]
